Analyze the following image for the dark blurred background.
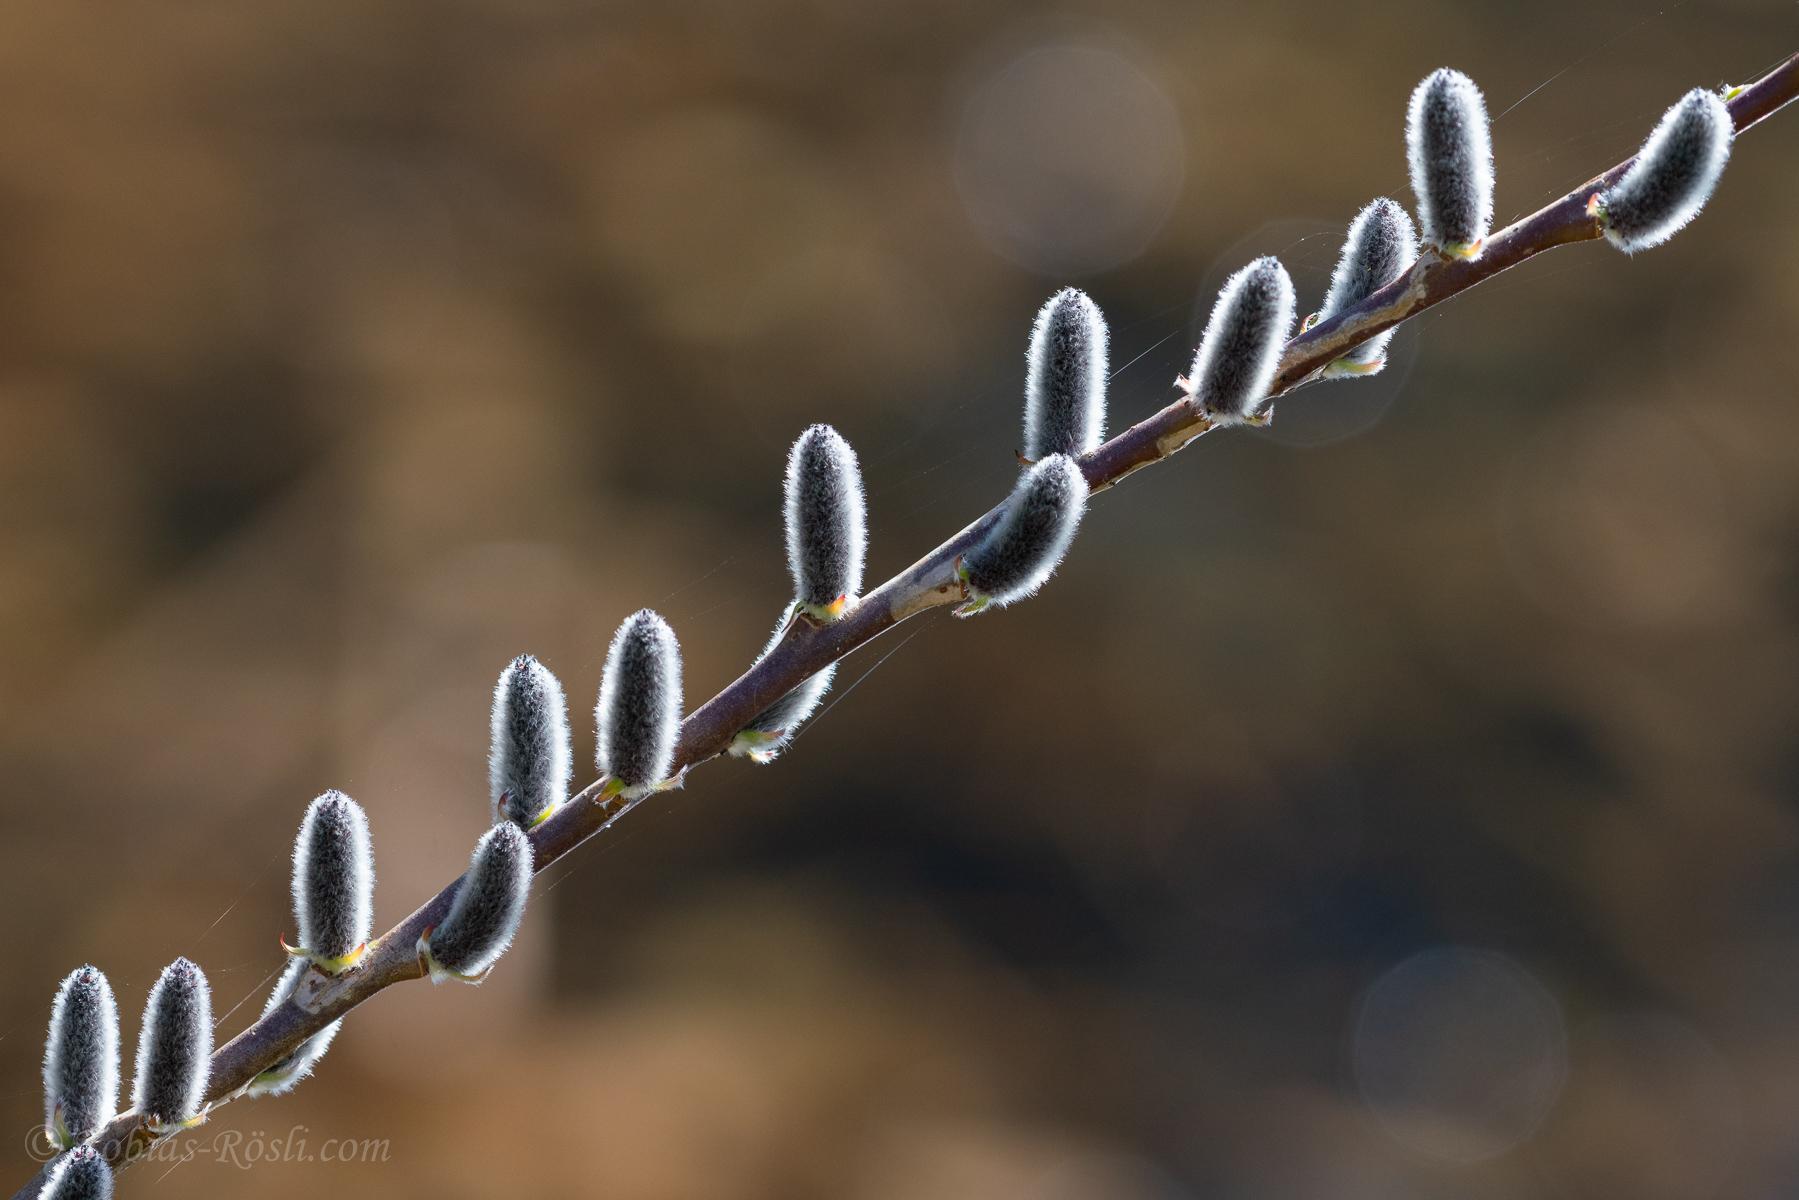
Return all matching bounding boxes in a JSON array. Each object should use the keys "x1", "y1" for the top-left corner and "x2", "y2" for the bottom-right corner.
[{"x1": 1, "y1": 1, "x2": 1796, "y2": 1197}]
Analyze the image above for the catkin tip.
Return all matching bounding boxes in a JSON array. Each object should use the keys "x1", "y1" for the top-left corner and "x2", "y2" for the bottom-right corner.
[
  {"x1": 1596, "y1": 87, "x2": 1733, "y2": 254},
  {"x1": 44, "y1": 966, "x2": 118, "y2": 1148},
  {"x1": 1407, "y1": 68, "x2": 1494, "y2": 256},
  {"x1": 785, "y1": 425, "x2": 867, "y2": 615},
  {"x1": 1317, "y1": 198, "x2": 1417, "y2": 373},
  {"x1": 960, "y1": 454, "x2": 1089, "y2": 611},
  {"x1": 131, "y1": 958, "x2": 212, "y2": 1129},
  {"x1": 489, "y1": 653, "x2": 573, "y2": 828},
  {"x1": 1023, "y1": 288, "x2": 1109, "y2": 461},
  {"x1": 291, "y1": 791, "x2": 375, "y2": 973},
  {"x1": 41, "y1": 1145, "x2": 111, "y2": 1200},
  {"x1": 422, "y1": 822, "x2": 533, "y2": 983},
  {"x1": 595, "y1": 610, "x2": 684, "y2": 797},
  {"x1": 1179, "y1": 257, "x2": 1295, "y2": 425}
]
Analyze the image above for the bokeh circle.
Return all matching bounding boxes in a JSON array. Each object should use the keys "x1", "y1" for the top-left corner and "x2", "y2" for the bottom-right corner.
[
  {"x1": 954, "y1": 41, "x2": 1183, "y2": 276},
  {"x1": 1352, "y1": 947, "x2": 1568, "y2": 1161}
]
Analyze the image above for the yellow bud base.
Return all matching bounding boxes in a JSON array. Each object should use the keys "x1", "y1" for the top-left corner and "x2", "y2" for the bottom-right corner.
[{"x1": 281, "y1": 937, "x2": 368, "y2": 975}]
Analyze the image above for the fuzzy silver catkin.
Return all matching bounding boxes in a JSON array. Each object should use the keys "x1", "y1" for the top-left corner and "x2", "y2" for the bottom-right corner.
[
  {"x1": 960, "y1": 454, "x2": 1088, "y2": 610},
  {"x1": 1407, "y1": 68, "x2": 1493, "y2": 257},
  {"x1": 785, "y1": 425, "x2": 867, "y2": 616},
  {"x1": 292, "y1": 791, "x2": 374, "y2": 968},
  {"x1": 596, "y1": 609, "x2": 683, "y2": 796},
  {"x1": 131, "y1": 958, "x2": 211, "y2": 1127},
  {"x1": 243, "y1": 960, "x2": 340, "y2": 1097},
  {"x1": 729, "y1": 612, "x2": 837, "y2": 761},
  {"x1": 1596, "y1": 88, "x2": 1733, "y2": 254},
  {"x1": 44, "y1": 967, "x2": 117, "y2": 1147},
  {"x1": 489, "y1": 654, "x2": 572, "y2": 827},
  {"x1": 40, "y1": 1147, "x2": 111, "y2": 1200},
  {"x1": 1023, "y1": 288, "x2": 1108, "y2": 461},
  {"x1": 1180, "y1": 257, "x2": 1296, "y2": 425},
  {"x1": 1317, "y1": 198, "x2": 1417, "y2": 374},
  {"x1": 425, "y1": 822, "x2": 533, "y2": 981}
]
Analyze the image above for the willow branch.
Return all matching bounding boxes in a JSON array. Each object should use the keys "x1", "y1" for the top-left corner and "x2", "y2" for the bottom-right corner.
[{"x1": 20, "y1": 47, "x2": 1798, "y2": 1198}]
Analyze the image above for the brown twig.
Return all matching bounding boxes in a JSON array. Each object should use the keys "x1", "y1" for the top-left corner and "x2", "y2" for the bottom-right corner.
[{"x1": 17, "y1": 48, "x2": 1799, "y2": 1198}]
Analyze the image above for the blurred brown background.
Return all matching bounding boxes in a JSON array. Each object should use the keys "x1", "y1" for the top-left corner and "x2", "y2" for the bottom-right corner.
[{"x1": 1, "y1": 0, "x2": 1797, "y2": 1197}]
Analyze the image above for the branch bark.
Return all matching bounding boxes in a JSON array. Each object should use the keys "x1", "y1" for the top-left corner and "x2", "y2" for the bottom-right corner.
[{"x1": 17, "y1": 47, "x2": 1799, "y2": 1198}]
